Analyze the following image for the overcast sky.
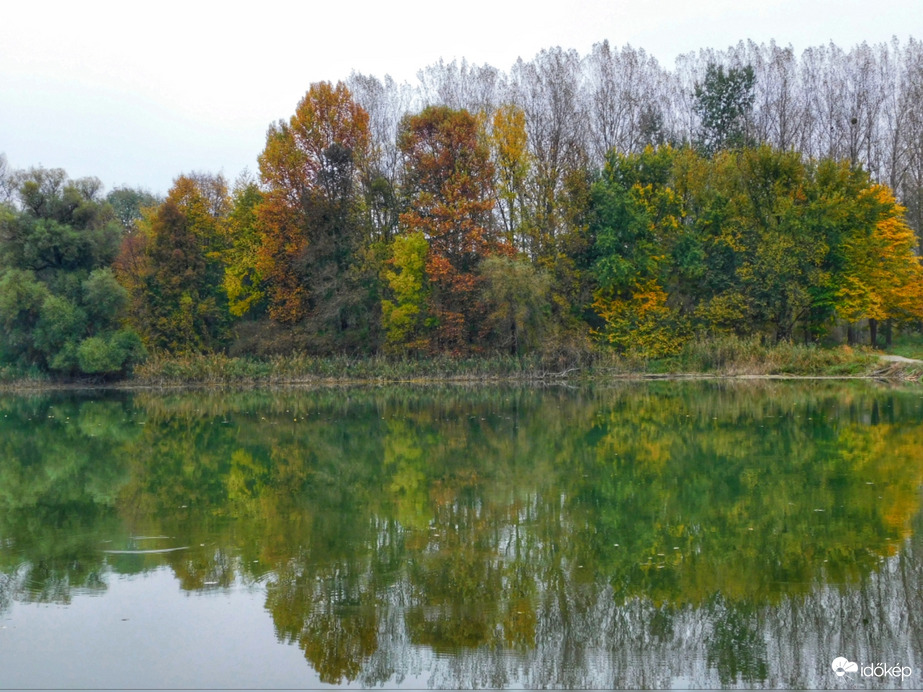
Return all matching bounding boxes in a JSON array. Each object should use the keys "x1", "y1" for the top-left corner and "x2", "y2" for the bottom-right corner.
[{"x1": 1, "y1": 0, "x2": 919, "y2": 194}]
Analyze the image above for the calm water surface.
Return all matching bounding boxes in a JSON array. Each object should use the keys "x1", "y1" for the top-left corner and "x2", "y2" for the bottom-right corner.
[{"x1": 1, "y1": 381, "x2": 922, "y2": 689}]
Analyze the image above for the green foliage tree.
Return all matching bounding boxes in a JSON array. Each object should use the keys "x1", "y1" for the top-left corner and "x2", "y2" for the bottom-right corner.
[
  {"x1": 0, "y1": 168, "x2": 144, "y2": 375},
  {"x1": 693, "y1": 64, "x2": 756, "y2": 155},
  {"x1": 0, "y1": 268, "x2": 49, "y2": 365},
  {"x1": 590, "y1": 145, "x2": 922, "y2": 348},
  {"x1": 77, "y1": 328, "x2": 145, "y2": 374},
  {"x1": 479, "y1": 256, "x2": 551, "y2": 356},
  {"x1": 589, "y1": 146, "x2": 691, "y2": 356},
  {"x1": 1, "y1": 168, "x2": 120, "y2": 274},
  {"x1": 223, "y1": 174, "x2": 266, "y2": 318},
  {"x1": 106, "y1": 186, "x2": 162, "y2": 234},
  {"x1": 716, "y1": 147, "x2": 832, "y2": 341}
]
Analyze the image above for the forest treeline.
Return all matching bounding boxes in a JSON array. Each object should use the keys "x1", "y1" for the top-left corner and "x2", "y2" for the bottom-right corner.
[{"x1": 2, "y1": 38, "x2": 923, "y2": 376}]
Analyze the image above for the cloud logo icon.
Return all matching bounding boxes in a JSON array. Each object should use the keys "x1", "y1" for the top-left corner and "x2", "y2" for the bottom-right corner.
[{"x1": 832, "y1": 657, "x2": 859, "y2": 677}]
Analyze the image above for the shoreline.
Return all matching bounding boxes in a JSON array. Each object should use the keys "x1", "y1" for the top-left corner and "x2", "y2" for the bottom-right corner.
[{"x1": 1, "y1": 361, "x2": 920, "y2": 393}]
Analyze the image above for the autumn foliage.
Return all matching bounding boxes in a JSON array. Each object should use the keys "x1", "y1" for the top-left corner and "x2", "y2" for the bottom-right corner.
[
  {"x1": 396, "y1": 106, "x2": 513, "y2": 352},
  {"x1": 256, "y1": 82, "x2": 371, "y2": 327},
  {"x1": 589, "y1": 146, "x2": 923, "y2": 355},
  {"x1": 117, "y1": 174, "x2": 230, "y2": 353},
  {"x1": 7, "y1": 44, "x2": 923, "y2": 373}
]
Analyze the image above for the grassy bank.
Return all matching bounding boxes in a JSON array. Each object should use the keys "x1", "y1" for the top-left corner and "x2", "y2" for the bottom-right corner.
[
  {"x1": 130, "y1": 351, "x2": 583, "y2": 386},
  {"x1": 116, "y1": 337, "x2": 923, "y2": 386},
  {"x1": 652, "y1": 337, "x2": 885, "y2": 377},
  {"x1": 2, "y1": 337, "x2": 921, "y2": 390},
  {"x1": 0, "y1": 364, "x2": 49, "y2": 386}
]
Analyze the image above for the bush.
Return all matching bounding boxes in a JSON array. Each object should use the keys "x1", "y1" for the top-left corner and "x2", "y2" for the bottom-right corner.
[{"x1": 76, "y1": 330, "x2": 146, "y2": 375}]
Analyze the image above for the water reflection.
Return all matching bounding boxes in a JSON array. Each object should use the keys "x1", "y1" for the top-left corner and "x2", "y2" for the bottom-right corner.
[{"x1": 1, "y1": 382, "x2": 922, "y2": 687}]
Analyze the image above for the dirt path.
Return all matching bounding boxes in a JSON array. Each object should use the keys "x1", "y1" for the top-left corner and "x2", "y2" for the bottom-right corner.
[{"x1": 879, "y1": 354, "x2": 923, "y2": 364}]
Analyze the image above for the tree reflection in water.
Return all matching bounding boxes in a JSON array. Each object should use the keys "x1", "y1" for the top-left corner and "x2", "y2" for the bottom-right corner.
[{"x1": 1, "y1": 382, "x2": 922, "y2": 687}]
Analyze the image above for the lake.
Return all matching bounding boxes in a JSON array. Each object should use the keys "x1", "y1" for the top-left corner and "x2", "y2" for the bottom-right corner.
[{"x1": 0, "y1": 381, "x2": 921, "y2": 688}]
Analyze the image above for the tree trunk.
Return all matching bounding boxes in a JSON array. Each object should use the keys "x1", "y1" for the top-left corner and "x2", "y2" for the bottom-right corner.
[{"x1": 869, "y1": 318, "x2": 878, "y2": 348}]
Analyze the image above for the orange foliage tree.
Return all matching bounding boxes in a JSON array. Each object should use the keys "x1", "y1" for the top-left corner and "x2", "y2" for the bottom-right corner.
[
  {"x1": 256, "y1": 82, "x2": 371, "y2": 335},
  {"x1": 397, "y1": 106, "x2": 509, "y2": 352}
]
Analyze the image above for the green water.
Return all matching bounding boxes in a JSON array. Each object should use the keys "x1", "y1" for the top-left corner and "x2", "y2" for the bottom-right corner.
[{"x1": 0, "y1": 382, "x2": 922, "y2": 688}]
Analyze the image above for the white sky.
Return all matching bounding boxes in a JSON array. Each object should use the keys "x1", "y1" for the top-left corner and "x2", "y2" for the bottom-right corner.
[{"x1": 1, "y1": 0, "x2": 919, "y2": 194}]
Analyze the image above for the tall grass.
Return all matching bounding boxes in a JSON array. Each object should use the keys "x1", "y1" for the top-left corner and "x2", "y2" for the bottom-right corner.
[
  {"x1": 662, "y1": 335, "x2": 878, "y2": 376},
  {"x1": 130, "y1": 351, "x2": 593, "y2": 386},
  {"x1": 4, "y1": 335, "x2": 916, "y2": 389},
  {"x1": 127, "y1": 337, "x2": 893, "y2": 387},
  {"x1": 0, "y1": 363, "x2": 49, "y2": 387}
]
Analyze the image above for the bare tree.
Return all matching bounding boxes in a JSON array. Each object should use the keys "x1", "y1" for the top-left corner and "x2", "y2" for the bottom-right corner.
[
  {"x1": 347, "y1": 72, "x2": 416, "y2": 241},
  {"x1": 0, "y1": 153, "x2": 15, "y2": 206},
  {"x1": 583, "y1": 42, "x2": 670, "y2": 162},
  {"x1": 742, "y1": 41, "x2": 806, "y2": 150},
  {"x1": 898, "y1": 39, "x2": 923, "y2": 241},
  {"x1": 510, "y1": 47, "x2": 588, "y2": 257},
  {"x1": 417, "y1": 58, "x2": 505, "y2": 115}
]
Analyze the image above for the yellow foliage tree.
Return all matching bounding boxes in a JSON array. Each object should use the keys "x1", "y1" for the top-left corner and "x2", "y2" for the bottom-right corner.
[
  {"x1": 592, "y1": 279, "x2": 687, "y2": 358},
  {"x1": 489, "y1": 104, "x2": 531, "y2": 251},
  {"x1": 836, "y1": 185, "x2": 923, "y2": 340}
]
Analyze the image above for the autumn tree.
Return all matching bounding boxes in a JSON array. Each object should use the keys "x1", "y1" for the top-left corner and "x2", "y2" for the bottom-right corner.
[
  {"x1": 122, "y1": 174, "x2": 231, "y2": 353},
  {"x1": 380, "y1": 232, "x2": 430, "y2": 353},
  {"x1": 397, "y1": 105, "x2": 506, "y2": 352},
  {"x1": 834, "y1": 184, "x2": 923, "y2": 344},
  {"x1": 488, "y1": 104, "x2": 532, "y2": 250},
  {"x1": 222, "y1": 173, "x2": 266, "y2": 318},
  {"x1": 257, "y1": 81, "x2": 376, "y2": 352}
]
